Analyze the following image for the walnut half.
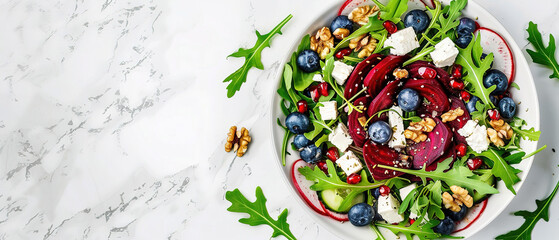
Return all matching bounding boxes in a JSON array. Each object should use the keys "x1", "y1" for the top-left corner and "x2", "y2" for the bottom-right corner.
[
  {"x1": 404, "y1": 117, "x2": 436, "y2": 143},
  {"x1": 225, "y1": 126, "x2": 252, "y2": 157},
  {"x1": 310, "y1": 27, "x2": 334, "y2": 59},
  {"x1": 349, "y1": 34, "x2": 377, "y2": 58},
  {"x1": 451, "y1": 185, "x2": 473, "y2": 208},
  {"x1": 348, "y1": 5, "x2": 380, "y2": 26},
  {"x1": 441, "y1": 107, "x2": 465, "y2": 123}
]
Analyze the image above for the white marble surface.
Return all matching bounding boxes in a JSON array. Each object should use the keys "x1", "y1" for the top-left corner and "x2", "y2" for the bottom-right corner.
[{"x1": 0, "y1": 0, "x2": 558, "y2": 239}]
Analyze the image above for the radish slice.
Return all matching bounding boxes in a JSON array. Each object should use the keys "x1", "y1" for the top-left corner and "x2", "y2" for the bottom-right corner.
[
  {"x1": 475, "y1": 28, "x2": 516, "y2": 84},
  {"x1": 321, "y1": 201, "x2": 350, "y2": 222},
  {"x1": 420, "y1": 0, "x2": 435, "y2": 9},
  {"x1": 453, "y1": 199, "x2": 488, "y2": 233},
  {"x1": 291, "y1": 160, "x2": 327, "y2": 216}
]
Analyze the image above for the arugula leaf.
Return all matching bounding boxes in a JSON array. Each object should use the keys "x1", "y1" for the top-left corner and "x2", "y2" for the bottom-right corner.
[
  {"x1": 477, "y1": 148, "x2": 521, "y2": 194},
  {"x1": 226, "y1": 187, "x2": 297, "y2": 240},
  {"x1": 456, "y1": 33, "x2": 497, "y2": 109},
  {"x1": 526, "y1": 21, "x2": 559, "y2": 80},
  {"x1": 299, "y1": 160, "x2": 386, "y2": 211},
  {"x1": 371, "y1": 224, "x2": 387, "y2": 240},
  {"x1": 224, "y1": 15, "x2": 292, "y2": 98},
  {"x1": 376, "y1": 212, "x2": 446, "y2": 240},
  {"x1": 435, "y1": 0, "x2": 467, "y2": 40},
  {"x1": 379, "y1": 158, "x2": 498, "y2": 195},
  {"x1": 277, "y1": 119, "x2": 292, "y2": 166},
  {"x1": 496, "y1": 178, "x2": 559, "y2": 240}
]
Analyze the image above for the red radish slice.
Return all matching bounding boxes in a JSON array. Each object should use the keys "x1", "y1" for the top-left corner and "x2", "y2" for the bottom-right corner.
[
  {"x1": 291, "y1": 160, "x2": 327, "y2": 216},
  {"x1": 420, "y1": 0, "x2": 435, "y2": 9},
  {"x1": 320, "y1": 202, "x2": 349, "y2": 221},
  {"x1": 475, "y1": 28, "x2": 516, "y2": 84},
  {"x1": 453, "y1": 199, "x2": 488, "y2": 233}
]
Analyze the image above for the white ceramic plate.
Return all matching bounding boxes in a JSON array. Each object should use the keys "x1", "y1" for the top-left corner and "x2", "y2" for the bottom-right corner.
[{"x1": 269, "y1": 0, "x2": 540, "y2": 239}]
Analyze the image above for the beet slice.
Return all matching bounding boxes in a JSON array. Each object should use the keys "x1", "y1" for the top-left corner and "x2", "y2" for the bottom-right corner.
[
  {"x1": 406, "y1": 61, "x2": 459, "y2": 96},
  {"x1": 344, "y1": 54, "x2": 384, "y2": 99},
  {"x1": 348, "y1": 96, "x2": 372, "y2": 147},
  {"x1": 363, "y1": 140, "x2": 412, "y2": 180},
  {"x1": 366, "y1": 79, "x2": 402, "y2": 118},
  {"x1": 407, "y1": 118, "x2": 453, "y2": 169},
  {"x1": 447, "y1": 96, "x2": 471, "y2": 145},
  {"x1": 406, "y1": 144, "x2": 456, "y2": 182},
  {"x1": 363, "y1": 55, "x2": 409, "y2": 97},
  {"x1": 403, "y1": 78, "x2": 450, "y2": 117}
]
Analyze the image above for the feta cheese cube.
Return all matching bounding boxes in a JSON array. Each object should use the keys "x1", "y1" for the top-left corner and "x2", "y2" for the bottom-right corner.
[
  {"x1": 328, "y1": 123, "x2": 353, "y2": 152},
  {"x1": 388, "y1": 106, "x2": 406, "y2": 150},
  {"x1": 319, "y1": 101, "x2": 338, "y2": 121},
  {"x1": 336, "y1": 151, "x2": 362, "y2": 176},
  {"x1": 377, "y1": 194, "x2": 404, "y2": 224},
  {"x1": 332, "y1": 61, "x2": 354, "y2": 85},
  {"x1": 383, "y1": 27, "x2": 420, "y2": 56},
  {"x1": 312, "y1": 73, "x2": 324, "y2": 82},
  {"x1": 458, "y1": 120, "x2": 478, "y2": 137},
  {"x1": 457, "y1": 120, "x2": 489, "y2": 153},
  {"x1": 430, "y1": 37, "x2": 459, "y2": 68},
  {"x1": 399, "y1": 183, "x2": 417, "y2": 201}
]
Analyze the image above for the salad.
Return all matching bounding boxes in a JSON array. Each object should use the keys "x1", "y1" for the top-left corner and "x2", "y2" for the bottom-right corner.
[{"x1": 276, "y1": 0, "x2": 543, "y2": 238}]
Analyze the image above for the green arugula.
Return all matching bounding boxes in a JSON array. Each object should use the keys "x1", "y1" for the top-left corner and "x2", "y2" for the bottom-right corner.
[
  {"x1": 371, "y1": 224, "x2": 387, "y2": 240},
  {"x1": 477, "y1": 148, "x2": 521, "y2": 194},
  {"x1": 526, "y1": 21, "x2": 559, "y2": 80},
  {"x1": 379, "y1": 158, "x2": 498, "y2": 195},
  {"x1": 469, "y1": 101, "x2": 489, "y2": 126},
  {"x1": 376, "y1": 211, "x2": 452, "y2": 240},
  {"x1": 224, "y1": 15, "x2": 292, "y2": 98},
  {"x1": 455, "y1": 33, "x2": 497, "y2": 108},
  {"x1": 226, "y1": 187, "x2": 297, "y2": 240},
  {"x1": 496, "y1": 178, "x2": 559, "y2": 240},
  {"x1": 433, "y1": 0, "x2": 467, "y2": 41},
  {"x1": 277, "y1": 119, "x2": 292, "y2": 166},
  {"x1": 299, "y1": 160, "x2": 386, "y2": 211},
  {"x1": 400, "y1": 181, "x2": 444, "y2": 220},
  {"x1": 510, "y1": 117, "x2": 542, "y2": 141}
]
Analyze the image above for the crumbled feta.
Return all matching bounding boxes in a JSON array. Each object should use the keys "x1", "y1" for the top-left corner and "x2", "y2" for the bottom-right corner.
[
  {"x1": 312, "y1": 73, "x2": 324, "y2": 82},
  {"x1": 319, "y1": 101, "x2": 338, "y2": 121},
  {"x1": 388, "y1": 106, "x2": 406, "y2": 150},
  {"x1": 383, "y1": 27, "x2": 420, "y2": 56},
  {"x1": 377, "y1": 194, "x2": 405, "y2": 224},
  {"x1": 336, "y1": 151, "x2": 362, "y2": 176},
  {"x1": 430, "y1": 37, "x2": 459, "y2": 68},
  {"x1": 328, "y1": 123, "x2": 353, "y2": 152},
  {"x1": 332, "y1": 61, "x2": 354, "y2": 85},
  {"x1": 458, "y1": 120, "x2": 490, "y2": 153},
  {"x1": 399, "y1": 183, "x2": 417, "y2": 201}
]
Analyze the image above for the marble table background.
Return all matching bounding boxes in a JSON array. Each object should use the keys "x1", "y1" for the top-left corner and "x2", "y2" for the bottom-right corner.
[{"x1": 0, "y1": 0, "x2": 558, "y2": 239}]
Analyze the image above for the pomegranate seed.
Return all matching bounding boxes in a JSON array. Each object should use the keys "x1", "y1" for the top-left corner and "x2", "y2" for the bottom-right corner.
[
  {"x1": 460, "y1": 91, "x2": 471, "y2": 102},
  {"x1": 450, "y1": 79, "x2": 465, "y2": 90},
  {"x1": 309, "y1": 86, "x2": 320, "y2": 102},
  {"x1": 317, "y1": 161, "x2": 328, "y2": 173},
  {"x1": 335, "y1": 48, "x2": 353, "y2": 59},
  {"x1": 452, "y1": 64, "x2": 463, "y2": 79},
  {"x1": 379, "y1": 185, "x2": 391, "y2": 196},
  {"x1": 488, "y1": 109, "x2": 500, "y2": 120},
  {"x1": 456, "y1": 143, "x2": 467, "y2": 157},
  {"x1": 326, "y1": 147, "x2": 339, "y2": 162},
  {"x1": 297, "y1": 100, "x2": 308, "y2": 113},
  {"x1": 347, "y1": 173, "x2": 362, "y2": 184},
  {"x1": 418, "y1": 67, "x2": 437, "y2": 79},
  {"x1": 467, "y1": 157, "x2": 483, "y2": 170},
  {"x1": 383, "y1": 21, "x2": 398, "y2": 34},
  {"x1": 409, "y1": 219, "x2": 416, "y2": 225},
  {"x1": 318, "y1": 82, "x2": 329, "y2": 96}
]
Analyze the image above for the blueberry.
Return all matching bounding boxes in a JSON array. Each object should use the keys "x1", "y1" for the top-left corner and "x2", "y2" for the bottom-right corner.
[
  {"x1": 368, "y1": 121, "x2": 392, "y2": 144},
  {"x1": 348, "y1": 203, "x2": 375, "y2": 226},
  {"x1": 499, "y1": 97, "x2": 517, "y2": 119},
  {"x1": 456, "y1": 34, "x2": 473, "y2": 48},
  {"x1": 293, "y1": 134, "x2": 312, "y2": 150},
  {"x1": 457, "y1": 17, "x2": 477, "y2": 37},
  {"x1": 433, "y1": 216, "x2": 456, "y2": 235},
  {"x1": 373, "y1": 202, "x2": 384, "y2": 221},
  {"x1": 465, "y1": 96, "x2": 481, "y2": 113},
  {"x1": 445, "y1": 205, "x2": 468, "y2": 222},
  {"x1": 403, "y1": 10, "x2": 430, "y2": 33},
  {"x1": 483, "y1": 69, "x2": 508, "y2": 95},
  {"x1": 397, "y1": 88, "x2": 421, "y2": 112},
  {"x1": 330, "y1": 15, "x2": 353, "y2": 34},
  {"x1": 371, "y1": 188, "x2": 381, "y2": 199},
  {"x1": 490, "y1": 95, "x2": 499, "y2": 106},
  {"x1": 297, "y1": 50, "x2": 321, "y2": 73},
  {"x1": 285, "y1": 112, "x2": 312, "y2": 134},
  {"x1": 300, "y1": 144, "x2": 323, "y2": 164}
]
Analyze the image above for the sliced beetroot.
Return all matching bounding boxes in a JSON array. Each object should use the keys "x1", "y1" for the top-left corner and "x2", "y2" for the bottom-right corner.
[
  {"x1": 403, "y1": 78, "x2": 450, "y2": 117},
  {"x1": 344, "y1": 54, "x2": 384, "y2": 99},
  {"x1": 425, "y1": 143, "x2": 456, "y2": 172},
  {"x1": 407, "y1": 118, "x2": 453, "y2": 169},
  {"x1": 363, "y1": 55, "x2": 409, "y2": 97},
  {"x1": 447, "y1": 96, "x2": 471, "y2": 145},
  {"x1": 348, "y1": 96, "x2": 372, "y2": 147},
  {"x1": 291, "y1": 160, "x2": 327, "y2": 216},
  {"x1": 366, "y1": 79, "x2": 402, "y2": 119},
  {"x1": 406, "y1": 61, "x2": 459, "y2": 96},
  {"x1": 363, "y1": 140, "x2": 412, "y2": 180}
]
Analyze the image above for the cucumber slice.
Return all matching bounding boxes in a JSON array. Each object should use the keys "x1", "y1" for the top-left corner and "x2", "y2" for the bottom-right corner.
[
  {"x1": 472, "y1": 170, "x2": 495, "y2": 203},
  {"x1": 320, "y1": 189, "x2": 365, "y2": 213}
]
